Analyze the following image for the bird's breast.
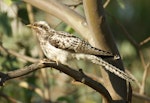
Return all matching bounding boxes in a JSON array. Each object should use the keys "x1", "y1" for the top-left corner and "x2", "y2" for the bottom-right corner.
[{"x1": 40, "y1": 41, "x2": 72, "y2": 64}]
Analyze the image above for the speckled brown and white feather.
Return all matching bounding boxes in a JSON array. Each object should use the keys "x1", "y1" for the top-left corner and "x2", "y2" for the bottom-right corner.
[{"x1": 27, "y1": 21, "x2": 135, "y2": 82}]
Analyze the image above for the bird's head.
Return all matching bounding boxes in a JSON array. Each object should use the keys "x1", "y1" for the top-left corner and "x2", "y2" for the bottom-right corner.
[{"x1": 27, "y1": 21, "x2": 50, "y2": 34}]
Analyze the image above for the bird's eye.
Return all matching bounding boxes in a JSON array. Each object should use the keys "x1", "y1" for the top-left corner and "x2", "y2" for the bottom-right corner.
[
  {"x1": 40, "y1": 25, "x2": 43, "y2": 28},
  {"x1": 33, "y1": 23, "x2": 37, "y2": 26}
]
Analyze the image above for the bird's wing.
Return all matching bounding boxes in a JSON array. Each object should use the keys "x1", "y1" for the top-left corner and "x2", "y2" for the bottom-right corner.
[{"x1": 48, "y1": 31, "x2": 115, "y2": 58}]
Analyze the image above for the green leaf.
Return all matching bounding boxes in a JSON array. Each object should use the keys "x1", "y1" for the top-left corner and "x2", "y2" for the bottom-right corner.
[{"x1": 0, "y1": 12, "x2": 12, "y2": 36}]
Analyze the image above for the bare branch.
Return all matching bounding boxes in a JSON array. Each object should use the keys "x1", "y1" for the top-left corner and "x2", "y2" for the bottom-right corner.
[
  {"x1": 22, "y1": 0, "x2": 92, "y2": 41},
  {"x1": 0, "y1": 59, "x2": 113, "y2": 102},
  {"x1": 133, "y1": 92, "x2": 150, "y2": 102},
  {"x1": 108, "y1": 12, "x2": 150, "y2": 96},
  {"x1": 103, "y1": 0, "x2": 110, "y2": 8},
  {"x1": 107, "y1": 13, "x2": 139, "y2": 48},
  {"x1": 26, "y1": 4, "x2": 34, "y2": 23},
  {"x1": 140, "y1": 36, "x2": 150, "y2": 46},
  {"x1": 64, "y1": 1, "x2": 83, "y2": 7},
  {"x1": 83, "y1": 0, "x2": 129, "y2": 101},
  {"x1": 0, "y1": 92, "x2": 22, "y2": 103},
  {"x1": 0, "y1": 42, "x2": 38, "y2": 63},
  {"x1": 140, "y1": 63, "x2": 149, "y2": 94}
]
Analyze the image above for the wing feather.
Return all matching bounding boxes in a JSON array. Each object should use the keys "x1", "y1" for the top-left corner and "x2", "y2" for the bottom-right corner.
[{"x1": 48, "y1": 31, "x2": 115, "y2": 58}]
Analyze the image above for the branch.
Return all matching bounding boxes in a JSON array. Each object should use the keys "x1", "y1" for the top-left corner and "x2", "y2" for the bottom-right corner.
[
  {"x1": 64, "y1": 1, "x2": 83, "y2": 7},
  {"x1": 107, "y1": 13, "x2": 139, "y2": 48},
  {"x1": 0, "y1": 92, "x2": 22, "y2": 103},
  {"x1": 139, "y1": 50, "x2": 150, "y2": 94},
  {"x1": 0, "y1": 42, "x2": 38, "y2": 63},
  {"x1": 83, "y1": 0, "x2": 129, "y2": 101},
  {"x1": 103, "y1": 0, "x2": 110, "y2": 8},
  {"x1": 140, "y1": 36, "x2": 150, "y2": 46},
  {"x1": 0, "y1": 59, "x2": 113, "y2": 102},
  {"x1": 22, "y1": 0, "x2": 92, "y2": 41},
  {"x1": 133, "y1": 92, "x2": 150, "y2": 102},
  {"x1": 108, "y1": 11, "x2": 150, "y2": 98}
]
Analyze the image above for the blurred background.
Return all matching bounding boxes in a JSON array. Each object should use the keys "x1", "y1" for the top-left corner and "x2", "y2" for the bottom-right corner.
[{"x1": 0, "y1": 0, "x2": 149, "y2": 103}]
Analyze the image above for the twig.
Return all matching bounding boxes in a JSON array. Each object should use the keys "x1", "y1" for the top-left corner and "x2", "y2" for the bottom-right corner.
[
  {"x1": 0, "y1": 43, "x2": 38, "y2": 63},
  {"x1": 64, "y1": 1, "x2": 83, "y2": 7},
  {"x1": 0, "y1": 59, "x2": 113, "y2": 102},
  {"x1": 0, "y1": 92, "x2": 22, "y2": 103},
  {"x1": 103, "y1": 0, "x2": 110, "y2": 8},
  {"x1": 26, "y1": 4, "x2": 34, "y2": 23},
  {"x1": 139, "y1": 50, "x2": 146, "y2": 67},
  {"x1": 133, "y1": 92, "x2": 150, "y2": 102},
  {"x1": 107, "y1": 12, "x2": 139, "y2": 48},
  {"x1": 140, "y1": 36, "x2": 150, "y2": 46},
  {"x1": 108, "y1": 12, "x2": 150, "y2": 96},
  {"x1": 140, "y1": 62, "x2": 150, "y2": 94},
  {"x1": 139, "y1": 50, "x2": 148, "y2": 94}
]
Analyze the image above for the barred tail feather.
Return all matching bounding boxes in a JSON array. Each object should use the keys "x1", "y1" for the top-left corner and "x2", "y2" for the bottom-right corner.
[
  {"x1": 75, "y1": 54, "x2": 135, "y2": 82},
  {"x1": 89, "y1": 55, "x2": 135, "y2": 82}
]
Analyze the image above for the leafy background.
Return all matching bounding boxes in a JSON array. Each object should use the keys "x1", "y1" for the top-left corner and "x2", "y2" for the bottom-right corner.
[{"x1": 0, "y1": 0, "x2": 150, "y2": 103}]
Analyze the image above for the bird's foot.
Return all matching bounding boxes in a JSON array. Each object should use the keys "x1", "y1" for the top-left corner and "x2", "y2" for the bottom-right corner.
[{"x1": 53, "y1": 58, "x2": 59, "y2": 65}]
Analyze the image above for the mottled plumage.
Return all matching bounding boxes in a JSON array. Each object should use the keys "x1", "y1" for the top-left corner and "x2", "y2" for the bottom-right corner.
[{"x1": 27, "y1": 21, "x2": 135, "y2": 82}]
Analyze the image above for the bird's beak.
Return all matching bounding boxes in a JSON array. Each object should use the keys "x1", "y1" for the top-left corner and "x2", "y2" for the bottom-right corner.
[
  {"x1": 26, "y1": 24, "x2": 32, "y2": 27},
  {"x1": 26, "y1": 24, "x2": 37, "y2": 29}
]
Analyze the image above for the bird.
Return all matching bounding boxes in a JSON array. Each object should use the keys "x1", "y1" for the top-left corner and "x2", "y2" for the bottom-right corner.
[{"x1": 27, "y1": 21, "x2": 135, "y2": 82}]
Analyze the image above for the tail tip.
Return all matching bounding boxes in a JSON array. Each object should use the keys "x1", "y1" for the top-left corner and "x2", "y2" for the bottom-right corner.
[{"x1": 114, "y1": 55, "x2": 120, "y2": 60}]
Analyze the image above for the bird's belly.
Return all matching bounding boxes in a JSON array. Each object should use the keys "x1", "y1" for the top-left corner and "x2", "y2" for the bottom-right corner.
[{"x1": 40, "y1": 42, "x2": 71, "y2": 64}]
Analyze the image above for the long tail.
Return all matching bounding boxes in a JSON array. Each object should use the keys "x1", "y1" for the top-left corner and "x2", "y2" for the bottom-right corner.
[{"x1": 75, "y1": 54, "x2": 135, "y2": 82}]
